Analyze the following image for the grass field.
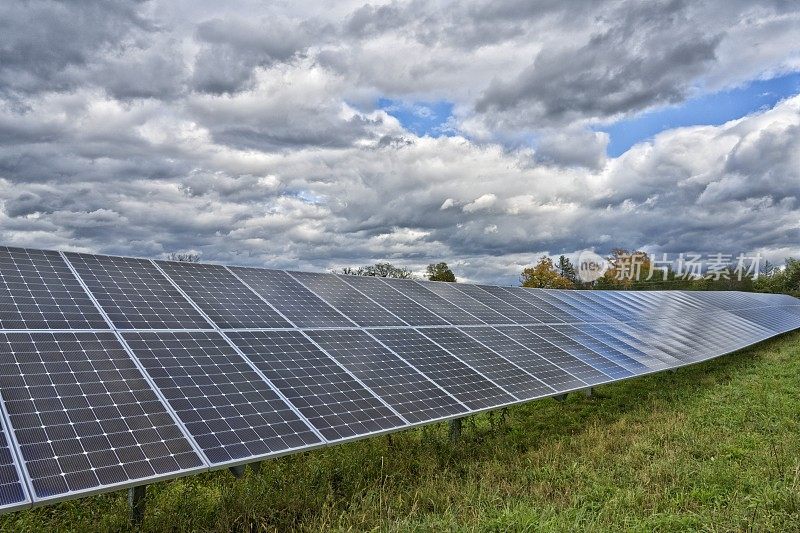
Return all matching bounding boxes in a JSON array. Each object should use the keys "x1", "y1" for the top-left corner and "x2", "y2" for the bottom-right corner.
[{"x1": 3, "y1": 331, "x2": 799, "y2": 532}]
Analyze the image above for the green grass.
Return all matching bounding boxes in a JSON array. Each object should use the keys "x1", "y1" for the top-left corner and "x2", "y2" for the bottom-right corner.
[{"x1": 4, "y1": 332, "x2": 800, "y2": 532}]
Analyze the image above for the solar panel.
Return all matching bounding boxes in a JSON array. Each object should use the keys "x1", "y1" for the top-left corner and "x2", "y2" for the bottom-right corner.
[
  {"x1": 548, "y1": 291, "x2": 632, "y2": 322},
  {"x1": 121, "y1": 331, "x2": 322, "y2": 465},
  {"x1": 526, "y1": 325, "x2": 631, "y2": 379},
  {"x1": 338, "y1": 276, "x2": 448, "y2": 326},
  {"x1": 226, "y1": 267, "x2": 354, "y2": 328},
  {"x1": 289, "y1": 272, "x2": 405, "y2": 327},
  {"x1": 536, "y1": 291, "x2": 605, "y2": 322},
  {"x1": 480, "y1": 285, "x2": 556, "y2": 323},
  {"x1": 1, "y1": 246, "x2": 798, "y2": 516},
  {"x1": 505, "y1": 288, "x2": 578, "y2": 322},
  {"x1": 64, "y1": 252, "x2": 210, "y2": 330},
  {"x1": 378, "y1": 278, "x2": 485, "y2": 324},
  {"x1": 0, "y1": 332, "x2": 204, "y2": 501},
  {"x1": 613, "y1": 321, "x2": 693, "y2": 363},
  {"x1": 454, "y1": 285, "x2": 536, "y2": 324},
  {"x1": 727, "y1": 306, "x2": 800, "y2": 334},
  {"x1": 549, "y1": 324, "x2": 649, "y2": 374},
  {"x1": 418, "y1": 282, "x2": 511, "y2": 324},
  {"x1": 418, "y1": 328, "x2": 549, "y2": 400},
  {"x1": 496, "y1": 326, "x2": 608, "y2": 385},
  {"x1": 368, "y1": 329, "x2": 514, "y2": 410},
  {"x1": 156, "y1": 261, "x2": 290, "y2": 329},
  {"x1": 572, "y1": 323, "x2": 668, "y2": 370},
  {"x1": 599, "y1": 322, "x2": 683, "y2": 366},
  {"x1": 305, "y1": 330, "x2": 466, "y2": 423},
  {"x1": 226, "y1": 330, "x2": 405, "y2": 441},
  {"x1": 0, "y1": 247, "x2": 107, "y2": 330},
  {"x1": 457, "y1": 327, "x2": 582, "y2": 392},
  {"x1": 0, "y1": 417, "x2": 27, "y2": 511}
]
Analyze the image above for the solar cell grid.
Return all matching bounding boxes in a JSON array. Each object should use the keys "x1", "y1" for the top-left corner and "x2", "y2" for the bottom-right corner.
[
  {"x1": 226, "y1": 330, "x2": 405, "y2": 441},
  {"x1": 550, "y1": 325, "x2": 648, "y2": 374},
  {"x1": 227, "y1": 267, "x2": 354, "y2": 328},
  {"x1": 122, "y1": 331, "x2": 321, "y2": 465},
  {"x1": 573, "y1": 323, "x2": 667, "y2": 370},
  {"x1": 496, "y1": 326, "x2": 607, "y2": 385},
  {"x1": 614, "y1": 322, "x2": 692, "y2": 363},
  {"x1": 527, "y1": 325, "x2": 631, "y2": 379},
  {"x1": 454, "y1": 284, "x2": 534, "y2": 324},
  {"x1": 458, "y1": 327, "x2": 581, "y2": 392},
  {"x1": 338, "y1": 276, "x2": 448, "y2": 326},
  {"x1": 536, "y1": 291, "x2": 602, "y2": 322},
  {"x1": 418, "y1": 282, "x2": 510, "y2": 324},
  {"x1": 506, "y1": 288, "x2": 578, "y2": 322},
  {"x1": 378, "y1": 278, "x2": 484, "y2": 324},
  {"x1": 0, "y1": 247, "x2": 107, "y2": 330},
  {"x1": 156, "y1": 261, "x2": 290, "y2": 329},
  {"x1": 728, "y1": 306, "x2": 800, "y2": 334},
  {"x1": 480, "y1": 285, "x2": 557, "y2": 323},
  {"x1": 419, "y1": 328, "x2": 547, "y2": 400},
  {"x1": 289, "y1": 272, "x2": 405, "y2": 327},
  {"x1": 306, "y1": 330, "x2": 466, "y2": 423},
  {"x1": 0, "y1": 418, "x2": 26, "y2": 510},
  {"x1": 553, "y1": 291, "x2": 632, "y2": 321},
  {"x1": 64, "y1": 252, "x2": 209, "y2": 330},
  {"x1": 0, "y1": 332, "x2": 203, "y2": 500},
  {"x1": 368, "y1": 329, "x2": 514, "y2": 410}
]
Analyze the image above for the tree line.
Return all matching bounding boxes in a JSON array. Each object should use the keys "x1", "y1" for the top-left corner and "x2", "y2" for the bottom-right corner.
[{"x1": 166, "y1": 249, "x2": 799, "y2": 296}]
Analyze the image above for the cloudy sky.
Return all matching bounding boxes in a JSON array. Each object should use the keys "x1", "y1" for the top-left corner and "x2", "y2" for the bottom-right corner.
[{"x1": 1, "y1": 0, "x2": 799, "y2": 283}]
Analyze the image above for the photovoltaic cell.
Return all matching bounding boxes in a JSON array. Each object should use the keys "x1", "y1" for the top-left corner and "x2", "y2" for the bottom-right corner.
[
  {"x1": 419, "y1": 282, "x2": 510, "y2": 324},
  {"x1": 527, "y1": 325, "x2": 630, "y2": 379},
  {"x1": 505, "y1": 288, "x2": 578, "y2": 323},
  {"x1": 496, "y1": 326, "x2": 607, "y2": 386},
  {"x1": 0, "y1": 332, "x2": 203, "y2": 501},
  {"x1": 122, "y1": 331, "x2": 321, "y2": 465},
  {"x1": 339, "y1": 276, "x2": 448, "y2": 326},
  {"x1": 601, "y1": 323, "x2": 683, "y2": 366},
  {"x1": 536, "y1": 291, "x2": 604, "y2": 322},
  {"x1": 0, "y1": 247, "x2": 107, "y2": 330},
  {"x1": 157, "y1": 261, "x2": 290, "y2": 329},
  {"x1": 306, "y1": 330, "x2": 466, "y2": 423},
  {"x1": 549, "y1": 324, "x2": 648, "y2": 374},
  {"x1": 727, "y1": 306, "x2": 800, "y2": 334},
  {"x1": 226, "y1": 330, "x2": 404, "y2": 441},
  {"x1": 379, "y1": 278, "x2": 485, "y2": 324},
  {"x1": 419, "y1": 328, "x2": 546, "y2": 400},
  {"x1": 227, "y1": 267, "x2": 354, "y2": 328},
  {"x1": 289, "y1": 272, "x2": 405, "y2": 327},
  {"x1": 480, "y1": 285, "x2": 555, "y2": 323},
  {"x1": 64, "y1": 253, "x2": 209, "y2": 330},
  {"x1": 368, "y1": 329, "x2": 514, "y2": 410},
  {"x1": 459, "y1": 327, "x2": 583, "y2": 392},
  {"x1": 454, "y1": 285, "x2": 535, "y2": 324},
  {"x1": 0, "y1": 418, "x2": 26, "y2": 510},
  {"x1": 572, "y1": 323, "x2": 667, "y2": 370}
]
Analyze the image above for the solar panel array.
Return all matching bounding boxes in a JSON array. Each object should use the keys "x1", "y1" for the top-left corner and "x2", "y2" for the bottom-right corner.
[{"x1": 0, "y1": 246, "x2": 798, "y2": 514}]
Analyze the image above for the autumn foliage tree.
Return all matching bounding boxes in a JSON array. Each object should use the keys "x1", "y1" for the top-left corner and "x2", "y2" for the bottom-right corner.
[{"x1": 520, "y1": 256, "x2": 574, "y2": 288}]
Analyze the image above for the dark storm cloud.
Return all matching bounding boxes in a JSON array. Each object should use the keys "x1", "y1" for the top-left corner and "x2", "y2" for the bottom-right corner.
[
  {"x1": 0, "y1": 0, "x2": 154, "y2": 96},
  {"x1": 191, "y1": 16, "x2": 324, "y2": 94},
  {"x1": 476, "y1": 0, "x2": 721, "y2": 125}
]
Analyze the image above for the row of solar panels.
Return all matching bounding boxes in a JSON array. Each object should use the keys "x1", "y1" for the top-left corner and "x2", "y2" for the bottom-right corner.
[{"x1": 0, "y1": 246, "x2": 798, "y2": 513}]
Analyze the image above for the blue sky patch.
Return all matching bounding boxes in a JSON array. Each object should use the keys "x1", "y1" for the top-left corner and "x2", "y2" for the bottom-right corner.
[
  {"x1": 597, "y1": 72, "x2": 800, "y2": 157},
  {"x1": 377, "y1": 98, "x2": 455, "y2": 137}
]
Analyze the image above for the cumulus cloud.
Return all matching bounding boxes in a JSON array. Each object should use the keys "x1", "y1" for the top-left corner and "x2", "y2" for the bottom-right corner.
[{"x1": 0, "y1": 0, "x2": 798, "y2": 284}]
